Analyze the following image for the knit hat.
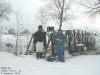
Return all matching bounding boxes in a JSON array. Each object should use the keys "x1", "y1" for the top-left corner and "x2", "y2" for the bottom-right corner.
[{"x1": 38, "y1": 25, "x2": 42, "y2": 29}]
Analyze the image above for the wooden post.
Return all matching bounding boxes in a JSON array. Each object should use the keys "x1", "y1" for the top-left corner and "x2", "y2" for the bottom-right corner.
[
  {"x1": 51, "y1": 33, "x2": 55, "y2": 56},
  {"x1": 68, "y1": 30, "x2": 72, "y2": 53},
  {"x1": 81, "y1": 30, "x2": 84, "y2": 43},
  {"x1": 73, "y1": 30, "x2": 76, "y2": 45},
  {"x1": 25, "y1": 34, "x2": 34, "y2": 55}
]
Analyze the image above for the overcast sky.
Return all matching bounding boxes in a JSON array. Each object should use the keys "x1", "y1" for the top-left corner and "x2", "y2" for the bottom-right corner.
[{"x1": 1, "y1": 0, "x2": 100, "y2": 33}]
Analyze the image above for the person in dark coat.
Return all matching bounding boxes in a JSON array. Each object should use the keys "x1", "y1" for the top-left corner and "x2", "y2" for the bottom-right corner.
[
  {"x1": 53, "y1": 29, "x2": 66, "y2": 62},
  {"x1": 34, "y1": 25, "x2": 46, "y2": 59}
]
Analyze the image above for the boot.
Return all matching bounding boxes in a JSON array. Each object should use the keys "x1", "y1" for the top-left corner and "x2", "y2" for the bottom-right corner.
[
  {"x1": 36, "y1": 52, "x2": 39, "y2": 59},
  {"x1": 40, "y1": 52, "x2": 43, "y2": 59}
]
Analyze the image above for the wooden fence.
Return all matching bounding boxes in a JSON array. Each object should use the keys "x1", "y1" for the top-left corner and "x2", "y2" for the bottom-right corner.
[{"x1": 26, "y1": 30, "x2": 96, "y2": 55}]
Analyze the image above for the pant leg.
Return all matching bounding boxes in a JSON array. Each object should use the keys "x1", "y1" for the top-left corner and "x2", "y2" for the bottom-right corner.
[
  {"x1": 36, "y1": 42, "x2": 44, "y2": 59},
  {"x1": 56, "y1": 45, "x2": 65, "y2": 61},
  {"x1": 60, "y1": 47, "x2": 65, "y2": 61},
  {"x1": 56, "y1": 45, "x2": 61, "y2": 61},
  {"x1": 40, "y1": 52, "x2": 43, "y2": 58},
  {"x1": 56, "y1": 47, "x2": 60, "y2": 60},
  {"x1": 36, "y1": 52, "x2": 39, "y2": 59}
]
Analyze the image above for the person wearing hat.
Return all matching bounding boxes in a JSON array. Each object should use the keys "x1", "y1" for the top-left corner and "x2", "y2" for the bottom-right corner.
[{"x1": 34, "y1": 25, "x2": 46, "y2": 59}]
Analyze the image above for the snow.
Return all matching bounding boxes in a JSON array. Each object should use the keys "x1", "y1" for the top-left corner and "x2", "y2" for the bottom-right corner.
[
  {"x1": 95, "y1": 35, "x2": 100, "y2": 53},
  {"x1": 0, "y1": 52, "x2": 100, "y2": 75},
  {"x1": 0, "y1": 0, "x2": 100, "y2": 74},
  {"x1": 1, "y1": 34, "x2": 16, "y2": 44},
  {"x1": 0, "y1": 33, "x2": 99, "y2": 75},
  {"x1": 0, "y1": 34, "x2": 16, "y2": 53},
  {"x1": 0, "y1": 34, "x2": 31, "y2": 54}
]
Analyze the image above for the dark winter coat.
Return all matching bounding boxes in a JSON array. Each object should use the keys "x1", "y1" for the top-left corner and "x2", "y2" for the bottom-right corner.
[{"x1": 33, "y1": 31, "x2": 46, "y2": 47}]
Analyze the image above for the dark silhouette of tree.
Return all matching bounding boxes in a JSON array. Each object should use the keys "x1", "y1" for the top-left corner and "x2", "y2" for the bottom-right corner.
[
  {"x1": 20, "y1": 29, "x2": 30, "y2": 34},
  {"x1": 35, "y1": 7, "x2": 48, "y2": 30},
  {"x1": 8, "y1": 28, "x2": 16, "y2": 35},
  {"x1": 0, "y1": 1, "x2": 12, "y2": 20},
  {"x1": 79, "y1": 0, "x2": 100, "y2": 16},
  {"x1": 47, "y1": 0, "x2": 72, "y2": 29}
]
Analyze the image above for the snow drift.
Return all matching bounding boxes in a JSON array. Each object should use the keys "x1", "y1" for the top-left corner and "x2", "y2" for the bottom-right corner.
[{"x1": 0, "y1": 52, "x2": 100, "y2": 75}]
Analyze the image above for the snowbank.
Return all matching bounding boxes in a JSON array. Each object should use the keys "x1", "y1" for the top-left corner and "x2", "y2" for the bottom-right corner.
[
  {"x1": 1, "y1": 34, "x2": 16, "y2": 44},
  {"x1": 0, "y1": 34, "x2": 16, "y2": 53},
  {"x1": 95, "y1": 35, "x2": 100, "y2": 53},
  {"x1": 0, "y1": 34, "x2": 31, "y2": 54},
  {"x1": 0, "y1": 52, "x2": 100, "y2": 75}
]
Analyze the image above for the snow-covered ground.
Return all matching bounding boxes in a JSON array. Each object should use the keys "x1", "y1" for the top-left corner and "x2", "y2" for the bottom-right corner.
[
  {"x1": 0, "y1": 52, "x2": 100, "y2": 75},
  {"x1": 0, "y1": 34, "x2": 99, "y2": 75}
]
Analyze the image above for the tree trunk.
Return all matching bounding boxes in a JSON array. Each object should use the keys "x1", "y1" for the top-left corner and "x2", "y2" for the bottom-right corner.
[{"x1": 59, "y1": 0, "x2": 65, "y2": 29}]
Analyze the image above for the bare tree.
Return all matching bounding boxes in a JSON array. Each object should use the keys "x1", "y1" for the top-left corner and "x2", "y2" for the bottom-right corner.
[
  {"x1": 79, "y1": 0, "x2": 100, "y2": 16},
  {"x1": 14, "y1": 9, "x2": 29, "y2": 55},
  {"x1": 0, "y1": 1, "x2": 12, "y2": 36},
  {"x1": 0, "y1": 1, "x2": 12, "y2": 52},
  {"x1": 15, "y1": 11, "x2": 19, "y2": 55},
  {"x1": 15, "y1": 10, "x2": 24, "y2": 56},
  {"x1": 0, "y1": 1, "x2": 12, "y2": 20},
  {"x1": 47, "y1": 0, "x2": 72, "y2": 29},
  {"x1": 35, "y1": 7, "x2": 48, "y2": 29}
]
